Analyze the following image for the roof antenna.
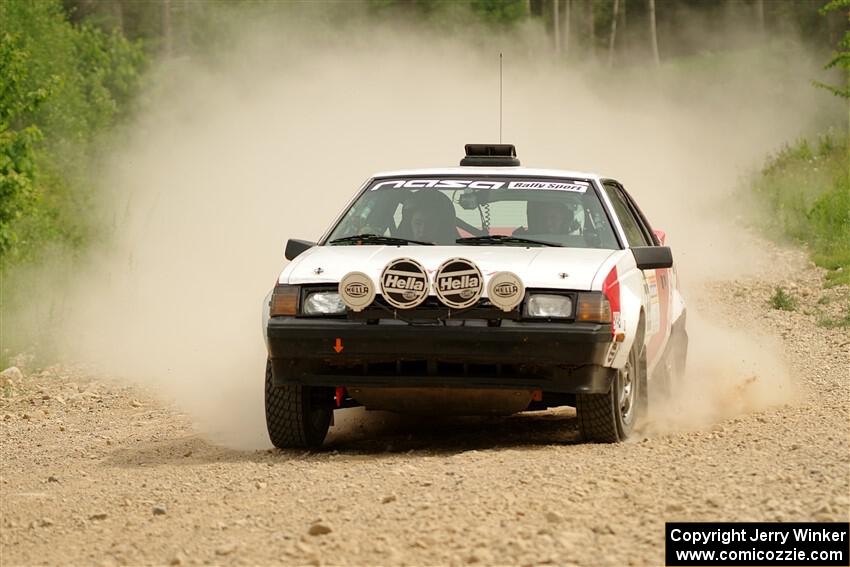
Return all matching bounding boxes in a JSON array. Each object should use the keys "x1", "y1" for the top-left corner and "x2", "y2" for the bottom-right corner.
[{"x1": 499, "y1": 52, "x2": 503, "y2": 144}]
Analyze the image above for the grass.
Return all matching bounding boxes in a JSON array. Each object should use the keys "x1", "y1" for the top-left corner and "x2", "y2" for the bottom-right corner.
[
  {"x1": 817, "y1": 310, "x2": 850, "y2": 329},
  {"x1": 815, "y1": 300, "x2": 850, "y2": 328},
  {"x1": 769, "y1": 287, "x2": 798, "y2": 311},
  {"x1": 751, "y1": 131, "x2": 850, "y2": 287}
]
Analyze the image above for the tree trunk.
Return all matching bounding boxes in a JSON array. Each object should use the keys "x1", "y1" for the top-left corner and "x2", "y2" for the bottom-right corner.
[
  {"x1": 755, "y1": 0, "x2": 765, "y2": 36},
  {"x1": 607, "y1": 0, "x2": 620, "y2": 67},
  {"x1": 564, "y1": 0, "x2": 571, "y2": 57},
  {"x1": 161, "y1": 0, "x2": 173, "y2": 57},
  {"x1": 622, "y1": 0, "x2": 627, "y2": 54},
  {"x1": 588, "y1": 0, "x2": 596, "y2": 61},
  {"x1": 553, "y1": 0, "x2": 561, "y2": 54},
  {"x1": 648, "y1": 0, "x2": 660, "y2": 66},
  {"x1": 111, "y1": 0, "x2": 123, "y2": 33}
]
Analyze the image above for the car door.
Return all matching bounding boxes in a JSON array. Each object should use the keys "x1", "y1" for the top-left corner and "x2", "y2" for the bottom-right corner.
[{"x1": 602, "y1": 182, "x2": 671, "y2": 368}]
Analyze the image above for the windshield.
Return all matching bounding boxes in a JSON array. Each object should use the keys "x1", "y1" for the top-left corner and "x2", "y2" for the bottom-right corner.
[{"x1": 326, "y1": 176, "x2": 619, "y2": 249}]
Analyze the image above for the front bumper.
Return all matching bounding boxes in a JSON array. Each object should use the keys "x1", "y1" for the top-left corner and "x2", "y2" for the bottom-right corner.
[{"x1": 266, "y1": 317, "x2": 616, "y2": 394}]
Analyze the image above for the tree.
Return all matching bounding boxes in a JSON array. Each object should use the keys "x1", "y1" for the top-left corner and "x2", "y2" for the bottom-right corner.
[
  {"x1": 588, "y1": 0, "x2": 596, "y2": 61},
  {"x1": 553, "y1": 0, "x2": 560, "y2": 53},
  {"x1": 608, "y1": 0, "x2": 620, "y2": 67},
  {"x1": 621, "y1": 0, "x2": 627, "y2": 55},
  {"x1": 814, "y1": 0, "x2": 850, "y2": 155},
  {"x1": 815, "y1": 0, "x2": 850, "y2": 98},
  {"x1": 160, "y1": 0, "x2": 172, "y2": 57},
  {"x1": 0, "y1": 0, "x2": 146, "y2": 264},
  {"x1": 755, "y1": 0, "x2": 765, "y2": 35},
  {"x1": 0, "y1": 32, "x2": 47, "y2": 258},
  {"x1": 648, "y1": 0, "x2": 660, "y2": 66}
]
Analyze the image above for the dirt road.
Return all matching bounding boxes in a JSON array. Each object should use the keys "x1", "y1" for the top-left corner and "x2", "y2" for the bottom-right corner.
[{"x1": 2, "y1": 247, "x2": 848, "y2": 567}]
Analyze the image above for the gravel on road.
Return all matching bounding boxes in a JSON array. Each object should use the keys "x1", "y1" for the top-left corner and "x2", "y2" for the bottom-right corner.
[{"x1": 2, "y1": 247, "x2": 848, "y2": 567}]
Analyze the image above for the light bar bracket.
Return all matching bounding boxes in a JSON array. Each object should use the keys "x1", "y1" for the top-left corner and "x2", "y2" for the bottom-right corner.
[{"x1": 460, "y1": 144, "x2": 520, "y2": 167}]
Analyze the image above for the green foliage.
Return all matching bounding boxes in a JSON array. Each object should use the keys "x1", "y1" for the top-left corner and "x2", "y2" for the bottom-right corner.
[
  {"x1": 470, "y1": 0, "x2": 527, "y2": 25},
  {"x1": 769, "y1": 287, "x2": 798, "y2": 311},
  {"x1": 365, "y1": 0, "x2": 527, "y2": 27},
  {"x1": 753, "y1": 133, "x2": 850, "y2": 286},
  {"x1": 815, "y1": 0, "x2": 850, "y2": 98},
  {"x1": 0, "y1": 123, "x2": 42, "y2": 254},
  {"x1": 0, "y1": 0, "x2": 147, "y2": 266},
  {"x1": 816, "y1": 305, "x2": 850, "y2": 328},
  {"x1": 0, "y1": 31, "x2": 52, "y2": 256}
]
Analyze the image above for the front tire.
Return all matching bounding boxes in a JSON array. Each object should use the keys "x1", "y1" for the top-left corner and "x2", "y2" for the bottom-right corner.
[
  {"x1": 576, "y1": 344, "x2": 646, "y2": 442},
  {"x1": 264, "y1": 360, "x2": 332, "y2": 449}
]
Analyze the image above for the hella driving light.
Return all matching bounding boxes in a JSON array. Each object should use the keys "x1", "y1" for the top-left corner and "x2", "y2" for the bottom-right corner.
[
  {"x1": 302, "y1": 290, "x2": 346, "y2": 316},
  {"x1": 525, "y1": 294, "x2": 573, "y2": 318}
]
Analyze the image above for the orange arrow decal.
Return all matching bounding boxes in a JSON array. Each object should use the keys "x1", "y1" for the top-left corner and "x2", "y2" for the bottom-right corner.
[{"x1": 333, "y1": 338, "x2": 344, "y2": 353}]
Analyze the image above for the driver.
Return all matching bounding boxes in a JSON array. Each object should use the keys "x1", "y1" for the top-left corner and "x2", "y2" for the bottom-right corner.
[
  {"x1": 397, "y1": 191, "x2": 457, "y2": 244},
  {"x1": 514, "y1": 201, "x2": 579, "y2": 236}
]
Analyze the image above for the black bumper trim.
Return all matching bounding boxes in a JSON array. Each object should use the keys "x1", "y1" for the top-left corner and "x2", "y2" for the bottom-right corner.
[
  {"x1": 266, "y1": 318, "x2": 616, "y2": 394},
  {"x1": 270, "y1": 364, "x2": 615, "y2": 394}
]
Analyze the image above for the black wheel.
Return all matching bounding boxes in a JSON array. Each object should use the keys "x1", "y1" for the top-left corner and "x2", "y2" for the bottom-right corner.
[
  {"x1": 264, "y1": 359, "x2": 332, "y2": 449},
  {"x1": 576, "y1": 342, "x2": 646, "y2": 443}
]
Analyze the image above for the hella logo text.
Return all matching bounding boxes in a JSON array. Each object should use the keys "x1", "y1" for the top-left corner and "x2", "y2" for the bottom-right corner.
[
  {"x1": 438, "y1": 275, "x2": 480, "y2": 291},
  {"x1": 344, "y1": 283, "x2": 369, "y2": 298},
  {"x1": 385, "y1": 274, "x2": 425, "y2": 291},
  {"x1": 493, "y1": 282, "x2": 519, "y2": 297}
]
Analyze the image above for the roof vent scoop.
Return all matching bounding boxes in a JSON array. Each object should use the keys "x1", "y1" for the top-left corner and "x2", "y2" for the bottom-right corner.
[{"x1": 460, "y1": 144, "x2": 520, "y2": 167}]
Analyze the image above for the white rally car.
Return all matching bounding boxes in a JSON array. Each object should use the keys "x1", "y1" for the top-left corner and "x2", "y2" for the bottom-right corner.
[{"x1": 263, "y1": 145, "x2": 687, "y2": 448}]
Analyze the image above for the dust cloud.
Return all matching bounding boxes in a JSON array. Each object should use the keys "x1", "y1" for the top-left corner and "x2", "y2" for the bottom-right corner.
[
  {"x1": 646, "y1": 310, "x2": 797, "y2": 436},
  {"x1": 37, "y1": 11, "x2": 838, "y2": 447}
]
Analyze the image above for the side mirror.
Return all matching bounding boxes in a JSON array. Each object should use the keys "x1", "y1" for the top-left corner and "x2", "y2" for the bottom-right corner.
[
  {"x1": 632, "y1": 246, "x2": 673, "y2": 270},
  {"x1": 285, "y1": 239, "x2": 316, "y2": 260}
]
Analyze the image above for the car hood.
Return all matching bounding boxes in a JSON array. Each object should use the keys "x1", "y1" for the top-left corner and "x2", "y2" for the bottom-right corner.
[{"x1": 281, "y1": 245, "x2": 619, "y2": 292}]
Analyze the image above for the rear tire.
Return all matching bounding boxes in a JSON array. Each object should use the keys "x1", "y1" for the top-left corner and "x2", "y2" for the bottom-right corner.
[
  {"x1": 577, "y1": 343, "x2": 646, "y2": 443},
  {"x1": 264, "y1": 359, "x2": 332, "y2": 449}
]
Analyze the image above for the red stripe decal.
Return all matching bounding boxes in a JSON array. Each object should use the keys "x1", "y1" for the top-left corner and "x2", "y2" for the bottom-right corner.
[{"x1": 602, "y1": 265, "x2": 620, "y2": 336}]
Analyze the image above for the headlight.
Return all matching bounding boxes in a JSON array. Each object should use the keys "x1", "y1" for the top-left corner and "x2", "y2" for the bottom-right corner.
[
  {"x1": 302, "y1": 290, "x2": 346, "y2": 316},
  {"x1": 524, "y1": 294, "x2": 573, "y2": 318}
]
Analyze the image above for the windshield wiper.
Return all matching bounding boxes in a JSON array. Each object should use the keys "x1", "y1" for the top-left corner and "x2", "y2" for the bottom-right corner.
[
  {"x1": 456, "y1": 235, "x2": 563, "y2": 247},
  {"x1": 329, "y1": 234, "x2": 434, "y2": 246}
]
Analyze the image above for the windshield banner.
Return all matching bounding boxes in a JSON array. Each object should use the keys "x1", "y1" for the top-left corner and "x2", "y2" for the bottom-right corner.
[{"x1": 371, "y1": 178, "x2": 589, "y2": 193}]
